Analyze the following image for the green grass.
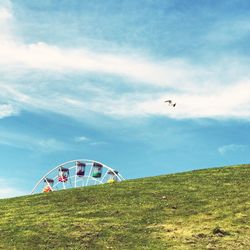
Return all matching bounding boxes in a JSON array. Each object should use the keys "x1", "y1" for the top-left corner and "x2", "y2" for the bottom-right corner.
[{"x1": 0, "y1": 165, "x2": 249, "y2": 249}]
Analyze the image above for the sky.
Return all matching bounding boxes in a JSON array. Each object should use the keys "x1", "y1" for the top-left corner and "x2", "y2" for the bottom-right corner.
[{"x1": 1, "y1": 0, "x2": 250, "y2": 198}]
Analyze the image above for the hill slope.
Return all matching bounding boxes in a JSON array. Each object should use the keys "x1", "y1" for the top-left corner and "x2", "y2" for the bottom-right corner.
[{"x1": 0, "y1": 165, "x2": 249, "y2": 249}]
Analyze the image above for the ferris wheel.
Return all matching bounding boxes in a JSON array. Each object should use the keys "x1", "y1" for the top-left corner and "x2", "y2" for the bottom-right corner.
[{"x1": 31, "y1": 159, "x2": 125, "y2": 194}]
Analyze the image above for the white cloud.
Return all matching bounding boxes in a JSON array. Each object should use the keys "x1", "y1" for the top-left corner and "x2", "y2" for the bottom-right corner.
[
  {"x1": 0, "y1": 178, "x2": 26, "y2": 199},
  {"x1": 0, "y1": 2, "x2": 205, "y2": 91},
  {"x1": 89, "y1": 141, "x2": 108, "y2": 146},
  {"x1": 134, "y1": 80, "x2": 250, "y2": 119},
  {"x1": 36, "y1": 138, "x2": 66, "y2": 152},
  {"x1": 74, "y1": 136, "x2": 89, "y2": 142},
  {"x1": 0, "y1": 3, "x2": 250, "y2": 121},
  {"x1": 0, "y1": 41, "x2": 196, "y2": 91},
  {"x1": 0, "y1": 130, "x2": 68, "y2": 152},
  {"x1": 0, "y1": 103, "x2": 18, "y2": 118},
  {"x1": 207, "y1": 18, "x2": 250, "y2": 45},
  {"x1": 0, "y1": 2, "x2": 14, "y2": 41},
  {"x1": 218, "y1": 144, "x2": 248, "y2": 155},
  {"x1": 0, "y1": 7, "x2": 11, "y2": 21},
  {"x1": 1, "y1": 66, "x2": 250, "y2": 120}
]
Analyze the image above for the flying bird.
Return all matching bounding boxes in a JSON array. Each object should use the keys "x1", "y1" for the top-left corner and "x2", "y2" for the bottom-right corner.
[{"x1": 164, "y1": 100, "x2": 176, "y2": 107}]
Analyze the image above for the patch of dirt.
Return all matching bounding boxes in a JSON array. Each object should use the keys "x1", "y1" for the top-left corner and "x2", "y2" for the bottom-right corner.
[{"x1": 212, "y1": 227, "x2": 230, "y2": 237}]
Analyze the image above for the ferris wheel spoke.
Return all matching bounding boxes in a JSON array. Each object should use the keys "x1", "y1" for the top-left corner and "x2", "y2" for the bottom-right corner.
[
  {"x1": 74, "y1": 173, "x2": 77, "y2": 188},
  {"x1": 81, "y1": 176, "x2": 85, "y2": 187},
  {"x1": 100, "y1": 170, "x2": 108, "y2": 183},
  {"x1": 68, "y1": 176, "x2": 74, "y2": 188},
  {"x1": 85, "y1": 164, "x2": 93, "y2": 186}
]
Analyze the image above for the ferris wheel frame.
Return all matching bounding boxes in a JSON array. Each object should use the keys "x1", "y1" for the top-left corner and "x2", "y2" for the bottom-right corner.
[{"x1": 30, "y1": 159, "x2": 125, "y2": 194}]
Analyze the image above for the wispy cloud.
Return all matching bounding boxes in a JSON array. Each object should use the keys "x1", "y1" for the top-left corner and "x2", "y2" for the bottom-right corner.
[
  {"x1": 0, "y1": 2, "x2": 250, "y2": 121},
  {"x1": 0, "y1": 3, "x2": 225, "y2": 90},
  {"x1": 136, "y1": 79, "x2": 250, "y2": 119},
  {"x1": 0, "y1": 103, "x2": 18, "y2": 118},
  {"x1": 36, "y1": 138, "x2": 67, "y2": 152},
  {"x1": 218, "y1": 144, "x2": 248, "y2": 155},
  {"x1": 0, "y1": 130, "x2": 67, "y2": 152},
  {"x1": 74, "y1": 136, "x2": 107, "y2": 147},
  {"x1": 0, "y1": 6, "x2": 11, "y2": 21},
  {"x1": 89, "y1": 141, "x2": 108, "y2": 146},
  {"x1": 0, "y1": 41, "x2": 196, "y2": 90},
  {"x1": 0, "y1": 5, "x2": 192, "y2": 89},
  {"x1": 0, "y1": 178, "x2": 26, "y2": 199},
  {"x1": 74, "y1": 136, "x2": 89, "y2": 142},
  {"x1": 0, "y1": 2, "x2": 13, "y2": 41},
  {"x1": 207, "y1": 18, "x2": 250, "y2": 45}
]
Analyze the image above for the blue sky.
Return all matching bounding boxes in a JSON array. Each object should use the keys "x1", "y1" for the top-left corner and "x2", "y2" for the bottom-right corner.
[{"x1": 1, "y1": 0, "x2": 250, "y2": 198}]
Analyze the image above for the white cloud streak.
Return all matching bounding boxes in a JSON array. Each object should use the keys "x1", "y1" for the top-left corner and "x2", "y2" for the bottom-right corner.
[
  {"x1": 0, "y1": 41, "x2": 196, "y2": 91},
  {"x1": 0, "y1": 103, "x2": 18, "y2": 118},
  {"x1": 0, "y1": 6, "x2": 11, "y2": 21},
  {"x1": 0, "y1": 5, "x2": 214, "y2": 91},
  {"x1": 218, "y1": 144, "x2": 248, "y2": 155},
  {"x1": 74, "y1": 136, "x2": 89, "y2": 142},
  {"x1": 0, "y1": 130, "x2": 67, "y2": 152},
  {"x1": 0, "y1": 4, "x2": 250, "y2": 120},
  {"x1": 135, "y1": 80, "x2": 250, "y2": 119},
  {"x1": 0, "y1": 178, "x2": 26, "y2": 198}
]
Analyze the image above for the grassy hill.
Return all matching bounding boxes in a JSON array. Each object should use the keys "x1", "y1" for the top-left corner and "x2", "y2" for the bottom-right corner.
[{"x1": 0, "y1": 165, "x2": 249, "y2": 249}]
